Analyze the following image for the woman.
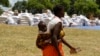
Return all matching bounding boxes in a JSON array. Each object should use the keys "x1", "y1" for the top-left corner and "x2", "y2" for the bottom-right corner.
[{"x1": 36, "y1": 5, "x2": 80, "y2": 56}]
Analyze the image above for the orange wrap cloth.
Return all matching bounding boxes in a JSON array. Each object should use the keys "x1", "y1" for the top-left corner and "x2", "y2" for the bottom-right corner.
[{"x1": 42, "y1": 42, "x2": 64, "y2": 56}]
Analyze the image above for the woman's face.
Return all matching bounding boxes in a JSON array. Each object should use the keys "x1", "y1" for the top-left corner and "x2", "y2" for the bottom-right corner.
[{"x1": 59, "y1": 9, "x2": 64, "y2": 18}]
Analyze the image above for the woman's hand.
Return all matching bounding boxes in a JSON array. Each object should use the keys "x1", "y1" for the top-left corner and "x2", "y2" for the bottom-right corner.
[{"x1": 70, "y1": 47, "x2": 81, "y2": 54}]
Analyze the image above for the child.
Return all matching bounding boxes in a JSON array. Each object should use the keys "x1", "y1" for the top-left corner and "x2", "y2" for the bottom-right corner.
[{"x1": 36, "y1": 21, "x2": 51, "y2": 49}]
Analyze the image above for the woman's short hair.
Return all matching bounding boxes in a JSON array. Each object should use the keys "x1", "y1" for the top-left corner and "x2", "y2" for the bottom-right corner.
[{"x1": 53, "y1": 5, "x2": 64, "y2": 16}]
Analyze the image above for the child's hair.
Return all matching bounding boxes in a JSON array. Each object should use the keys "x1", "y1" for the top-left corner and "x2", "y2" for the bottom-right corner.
[{"x1": 38, "y1": 21, "x2": 47, "y2": 32}]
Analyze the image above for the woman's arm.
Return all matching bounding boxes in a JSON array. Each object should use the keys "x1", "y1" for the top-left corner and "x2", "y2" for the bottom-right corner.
[
  {"x1": 61, "y1": 36, "x2": 81, "y2": 54},
  {"x1": 51, "y1": 22, "x2": 62, "y2": 56},
  {"x1": 61, "y1": 38, "x2": 73, "y2": 48}
]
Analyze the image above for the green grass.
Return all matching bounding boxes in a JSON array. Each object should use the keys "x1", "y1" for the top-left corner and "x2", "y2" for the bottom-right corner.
[{"x1": 0, "y1": 24, "x2": 100, "y2": 56}]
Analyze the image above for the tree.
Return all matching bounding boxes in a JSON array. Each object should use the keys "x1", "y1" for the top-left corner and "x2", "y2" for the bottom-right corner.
[
  {"x1": 96, "y1": 0, "x2": 100, "y2": 5},
  {"x1": 74, "y1": 0, "x2": 98, "y2": 15},
  {"x1": 12, "y1": 0, "x2": 99, "y2": 15},
  {"x1": 0, "y1": 0, "x2": 9, "y2": 14},
  {"x1": 38, "y1": 0, "x2": 54, "y2": 9},
  {"x1": 67, "y1": 0, "x2": 76, "y2": 15},
  {"x1": 0, "y1": 8, "x2": 3, "y2": 15},
  {"x1": 0, "y1": 0, "x2": 10, "y2": 7},
  {"x1": 96, "y1": 0, "x2": 100, "y2": 9},
  {"x1": 12, "y1": 1, "x2": 27, "y2": 12},
  {"x1": 60, "y1": 0, "x2": 71, "y2": 12},
  {"x1": 27, "y1": 0, "x2": 45, "y2": 13}
]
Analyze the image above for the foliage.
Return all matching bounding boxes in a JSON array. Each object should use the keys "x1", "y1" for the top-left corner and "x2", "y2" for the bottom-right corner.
[
  {"x1": 0, "y1": 0, "x2": 10, "y2": 7},
  {"x1": 27, "y1": 0, "x2": 71, "y2": 13},
  {"x1": 74, "y1": 0, "x2": 98, "y2": 15},
  {"x1": 0, "y1": 8, "x2": 3, "y2": 15},
  {"x1": 67, "y1": 0, "x2": 76, "y2": 15},
  {"x1": 27, "y1": 0, "x2": 45, "y2": 13},
  {"x1": 96, "y1": 9, "x2": 100, "y2": 14},
  {"x1": 96, "y1": 0, "x2": 100, "y2": 9},
  {"x1": 38, "y1": 0, "x2": 53, "y2": 9},
  {"x1": 12, "y1": 1, "x2": 27, "y2": 12},
  {"x1": 0, "y1": 0, "x2": 9, "y2": 14},
  {"x1": 96, "y1": 0, "x2": 100, "y2": 5},
  {"x1": 12, "y1": 0, "x2": 100, "y2": 15},
  {"x1": 60, "y1": 0, "x2": 71, "y2": 11}
]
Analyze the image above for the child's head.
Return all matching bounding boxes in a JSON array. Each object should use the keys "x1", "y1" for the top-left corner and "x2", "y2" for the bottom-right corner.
[{"x1": 38, "y1": 21, "x2": 47, "y2": 32}]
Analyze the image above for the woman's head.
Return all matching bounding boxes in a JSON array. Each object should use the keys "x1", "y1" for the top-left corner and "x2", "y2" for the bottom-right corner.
[{"x1": 53, "y1": 5, "x2": 64, "y2": 18}]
